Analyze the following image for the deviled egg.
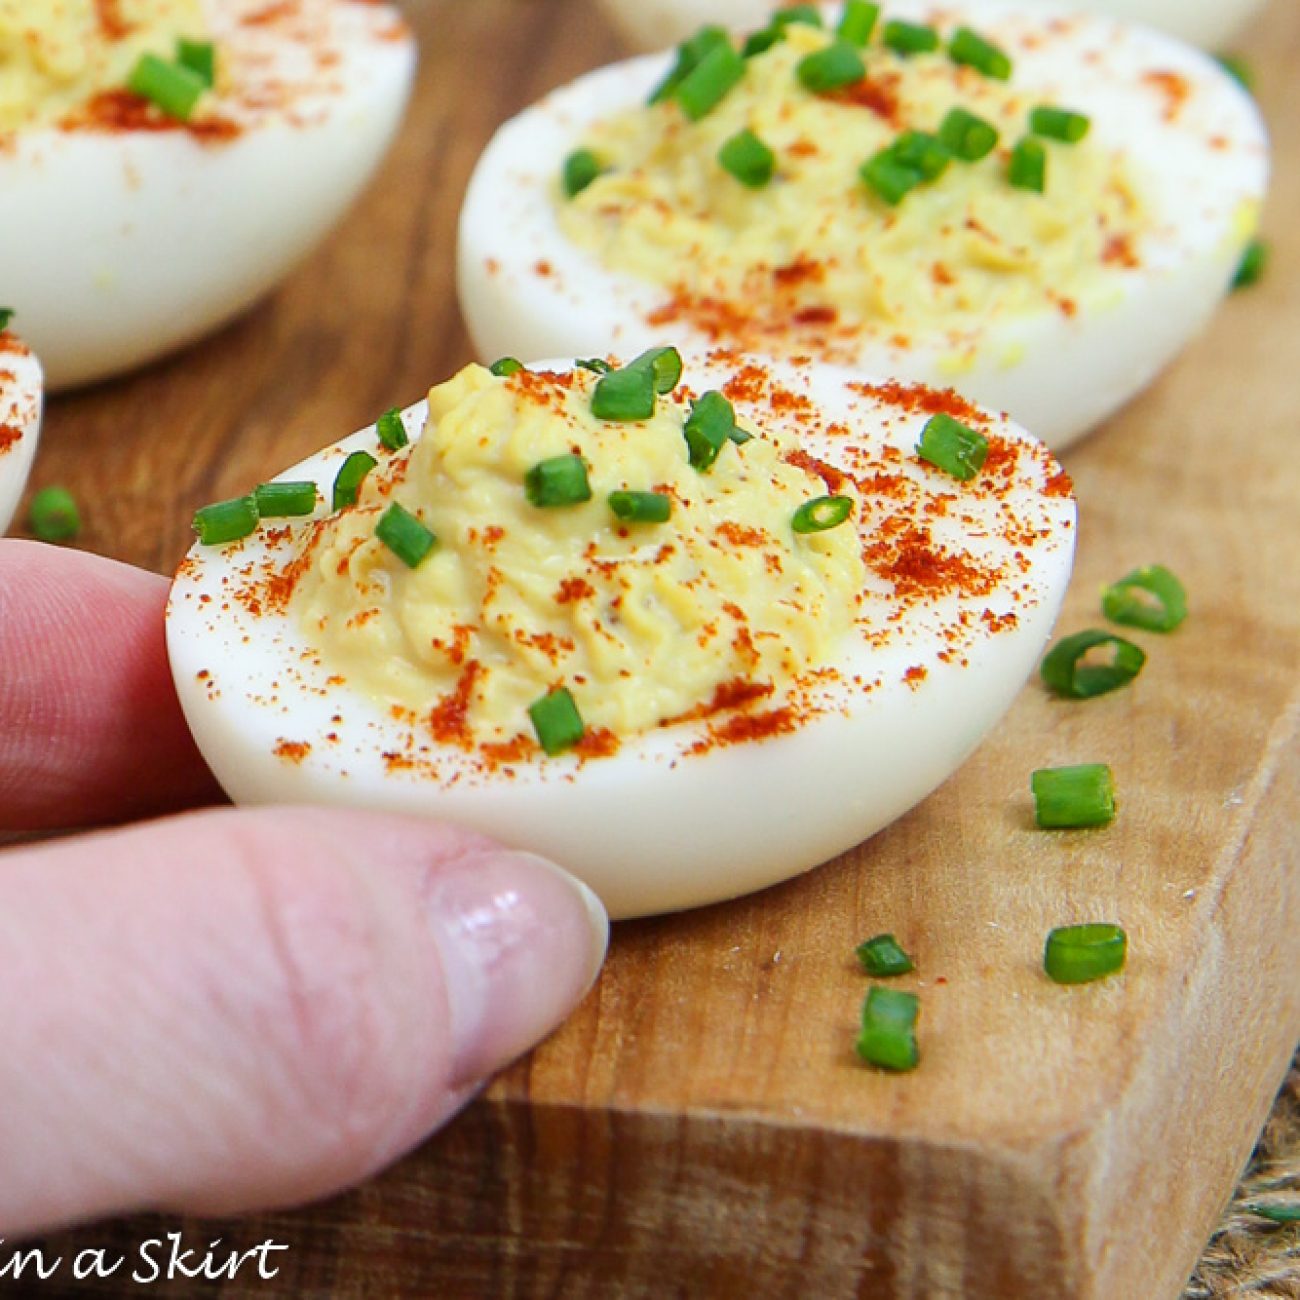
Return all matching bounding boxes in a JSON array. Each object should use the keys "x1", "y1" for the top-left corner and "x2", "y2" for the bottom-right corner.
[
  {"x1": 0, "y1": 320, "x2": 43, "y2": 535},
  {"x1": 0, "y1": 0, "x2": 416, "y2": 390},
  {"x1": 167, "y1": 349, "x2": 1076, "y2": 919},
  {"x1": 458, "y1": 1, "x2": 1267, "y2": 450}
]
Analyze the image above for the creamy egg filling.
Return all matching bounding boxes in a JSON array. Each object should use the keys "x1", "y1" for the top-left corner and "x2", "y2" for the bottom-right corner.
[
  {"x1": 293, "y1": 362, "x2": 865, "y2": 748},
  {"x1": 557, "y1": 19, "x2": 1146, "y2": 344}
]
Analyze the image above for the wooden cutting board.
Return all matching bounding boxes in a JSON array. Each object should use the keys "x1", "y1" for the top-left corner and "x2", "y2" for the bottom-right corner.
[{"x1": 25, "y1": 0, "x2": 1299, "y2": 1294}]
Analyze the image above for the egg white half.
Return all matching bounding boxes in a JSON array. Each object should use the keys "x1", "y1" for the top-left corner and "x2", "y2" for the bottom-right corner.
[
  {"x1": 457, "y1": 0, "x2": 1267, "y2": 451},
  {"x1": 167, "y1": 354, "x2": 1075, "y2": 919},
  {"x1": 0, "y1": 333, "x2": 43, "y2": 536}
]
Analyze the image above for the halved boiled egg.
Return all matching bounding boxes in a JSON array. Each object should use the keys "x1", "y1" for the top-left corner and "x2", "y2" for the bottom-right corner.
[
  {"x1": 166, "y1": 351, "x2": 1075, "y2": 919},
  {"x1": 0, "y1": 327, "x2": 43, "y2": 535},
  {"x1": 457, "y1": 1, "x2": 1267, "y2": 451},
  {"x1": 0, "y1": 1, "x2": 415, "y2": 390}
]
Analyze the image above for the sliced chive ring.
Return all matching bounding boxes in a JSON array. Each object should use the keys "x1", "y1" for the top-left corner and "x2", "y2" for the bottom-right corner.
[
  {"x1": 683, "y1": 390, "x2": 737, "y2": 471},
  {"x1": 193, "y1": 493, "x2": 258, "y2": 546},
  {"x1": 29, "y1": 486, "x2": 81, "y2": 543},
  {"x1": 792, "y1": 494, "x2": 853, "y2": 534},
  {"x1": 0, "y1": 307, "x2": 13, "y2": 331},
  {"x1": 856, "y1": 986, "x2": 920, "y2": 1071},
  {"x1": 375, "y1": 501, "x2": 437, "y2": 569},
  {"x1": 592, "y1": 364, "x2": 657, "y2": 421},
  {"x1": 627, "y1": 345, "x2": 684, "y2": 394},
  {"x1": 332, "y1": 450, "x2": 378, "y2": 511},
  {"x1": 938, "y1": 106, "x2": 999, "y2": 161},
  {"x1": 891, "y1": 130, "x2": 950, "y2": 182},
  {"x1": 651, "y1": 25, "x2": 730, "y2": 102},
  {"x1": 127, "y1": 52, "x2": 207, "y2": 121},
  {"x1": 1215, "y1": 53, "x2": 1253, "y2": 92},
  {"x1": 609, "y1": 490, "x2": 672, "y2": 524},
  {"x1": 1030, "y1": 105, "x2": 1090, "y2": 143},
  {"x1": 254, "y1": 480, "x2": 318, "y2": 518},
  {"x1": 1008, "y1": 136, "x2": 1047, "y2": 192},
  {"x1": 882, "y1": 19, "x2": 940, "y2": 56},
  {"x1": 1044, "y1": 923, "x2": 1127, "y2": 984},
  {"x1": 796, "y1": 40, "x2": 866, "y2": 93},
  {"x1": 773, "y1": 4, "x2": 823, "y2": 28},
  {"x1": 490, "y1": 356, "x2": 525, "y2": 377},
  {"x1": 575, "y1": 357, "x2": 615, "y2": 375},
  {"x1": 562, "y1": 148, "x2": 604, "y2": 198},
  {"x1": 529, "y1": 686, "x2": 585, "y2": 756},
  {"x1": 675, "y1": 40, "x2": 746, "y2": 121},
  {"x1": 1233, "y1": 237, "x2": 1267, "y2": 289},
  {"x1": 719, "y1": 127, "x2": 776, "y2": 188},
  {"x1": 176, "y1": 38, "x2": 216, "y2": 88},
  {"x1": 525, "y1": 453, "x2": 593, "y2": 507},
  {"x1": 742, "y1": 27, "x2": 783, "y2": 58},
  {"x1": 837, "y1": 0, "x2": 880, "y2": 46},
  {"x1": 377, "y1": 406, "x2": 408, "y2": 452},
  {"x1": 1101, "y1": 564, "x2": 1187, "y2": 633},
  {"x1": 861, "y1": 148, "x2": 922, "y2": 205},
  {"x1": 1031, "y1": 764, "x2": 1115, "y2": 829},
  {"x1": 1040, "y1": 629, "x2": 1146, "y2": 699},
  {"x1": 948, "y1": 26, "x2": 1012, "y2": 80},
  {"x1": 916, "y1": 412, "x2": 989, "y2": 481},
  {"x1": 856, "y1": 933, "x2": 914, "y2": 977}
]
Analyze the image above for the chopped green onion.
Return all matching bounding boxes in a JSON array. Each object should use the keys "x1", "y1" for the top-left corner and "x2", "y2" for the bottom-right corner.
[
  {"x1": 1242, "y1": 1203, "x2": 1300, "y2": 1224},
  {"x1": 575, "y1": 357, "x2": 614, "y2": 375},
  {"x1": 1040, "y1": 629, "x2": 1146, "y2": 699},
  {"x1": 609, "y1": 490, "x2": 672, "y2": 524},
  {"x1": 916, "y1": 412, "x2": 989, "y2": 481},
  {"x1": 883, "y1": 19, "x2": 939, "y2": 56},
  {"x1": 529, "y1": 687, "x2": 584, "y2": 756},
  {"x1": 1044, "y1": 923, "x2": 1127, "y2": 984},
  {"x1": 1030, "y1": 105, "x2": 1090, "y2": 143},
  {"x1": 676, "y1": 40, "x2": 746, "y2": 121},
  {"x1": 627, "y1": 345, "x2": 684, "y2": 394},
  {"x1": 856, "y1": 986, "x2": 920, "y2": 1071},
  {"x1": 792, "y1": 494, "x2": 853, "y2": 533},
  {"x1": 773, "y1": 4, "x2": 823, "y2": 28},
  {"x1": 742, "y1": 27, "x2": 783, "y2": 58},
  {"x1": 176, "y1": 38, "x2": 216, "y2": 88},
  {"x1": 1215, "y1": 53, "x2": 1253, "y2": 92},
  {"x1": 525, "y1": 454, "x2": 592, "y2": 507},
  {"x1": 592, "y1": 364, "x2": 657, "y2": 421},
  {"x1": 490, "y1": 357, "x2": 524, "y2": 376},
  {"x1": 377, "y1": 406, "x2": 408, "y2": 451},
  {"x1": 729, "y1": 424, "x2": 755, "y2": 445},
  {"x1": 683, "y1": 391, "x2": 737, "y2": 471},
  {"x1": 1008, "y1": 136, "x2": 1047, "y2": 192},
  {"x1": 837, "y1": 0, "x2": 880, "y2": 46},
  {"x1": 891, "y1": 130, "x2": 949, "y2": 181},
  {"x1": 375, "y1": 502, "x2": 437, "y2": 569},
  {"x1": 1233, "y1": 237, "x2": 1268, "y2": 289},
  {"x1": 1031, "y1": 764, "x2": 1116, "y2": 829},
  {"x1": 856, "y1": 933, "x2": 914, "y2": 977},
  {"x1": 949, "y1": 26, "x2": 1012, "y2": 80},
  {"x1": 28, "y1": 486, "x2": 81, "y2": 543},
  {"x1": 127, "y1": 52, "x2": 206, "y2": 121},
  {"x1": 860, "y1": 147, "x2": 922, "y2": 205},
  {"x1": 796, "y1": 41, "x2": 865, "y2": 93},
  {"x1": 650, "y1": 25, "x2": 729, "y2": 102},
  {"x1": 254, "y1": 480, "x2": 317, "y2": 518},
  {"x1": 0, "y1": 307, "x2": 12, "y2": 331},
  {"x1": 719, "y1": 127, "x2": 776, "y2": 187},
  {"x1": 1101, "y1": 564, "x2": 1187, "y2": 633},
  {"x1": 938, "y1": 106, "x2": 999, "y2": 161},
  {"x1": 332, "y1": 450, "x2": 378, "y2": 510},
  {"x1": 192, "y1": 493, "x2": 258, "y2": 546},
  {"x1": 562, "y1": 148, "x2": 603, "y2": 198}
]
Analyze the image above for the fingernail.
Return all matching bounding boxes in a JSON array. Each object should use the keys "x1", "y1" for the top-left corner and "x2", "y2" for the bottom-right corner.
[{"x1": 421, "y1": 850, "x2": 608, "y2": 1087}]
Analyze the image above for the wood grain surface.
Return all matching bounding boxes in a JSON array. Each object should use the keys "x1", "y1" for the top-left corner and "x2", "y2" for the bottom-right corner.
[{"x1": 16, "y1": 0, "x2": 1300, "y2": 1295}]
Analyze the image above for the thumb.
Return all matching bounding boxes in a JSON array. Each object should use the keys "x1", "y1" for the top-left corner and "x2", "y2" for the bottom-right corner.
[{"x1": 0, "y1": 807, "x2": 607, "y2": 1236}]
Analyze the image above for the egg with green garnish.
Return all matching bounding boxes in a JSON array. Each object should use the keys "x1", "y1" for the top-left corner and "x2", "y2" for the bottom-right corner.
[
  {"x1": 457, "y1": 1, "x2": 1267, "y2": 451},
  {"x1": 166, "y1": 350, "x2": 1076, "y2": 919},
  {"x1": 0, "y1": 324, "x2": 43, "y2": 536},
  {"x1": 0, "y1": 0, "x2": 415, "y2": 390}
]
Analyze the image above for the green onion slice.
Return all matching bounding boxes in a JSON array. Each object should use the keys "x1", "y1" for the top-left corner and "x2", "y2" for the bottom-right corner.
[
  {"x1": 683, "y1": 391, "x2": 737, "y2": 471},
  {"x1": 948, "y1": 26, "x2": 1012, "y2": 79},
  {"x1": 861, "y1": 147, "x2": 922, "y2": 205},
  {"x1": 938, "y1": 106, "x2": 999, "y2": 161},
  {"x1": 490, "y1": 357, "x2": 524, "y2": 377},
  {"x1": 1030, "y1": 105, "x2": 1090, "y2": 143},
  {"x1": 375, "y1": 502, "x2": 437, "y2": 569},
  {"x1": 883, "y1": 19, "x2": 939, "y2": 55},
  {"x1": 177, "y1": 38, "x2": 216, "y2": 88},
  {"x1": 1040, "y1": 629, "x2": 1146, "y2": 699},
  {"x1": 1101, "y1": 564, "x2": 1187, "y2": 633},
  {"x1": 676, "y1": 40, "x2": 746, "y2": 121},
  {"x1": 1008, "y1": 136, "x2": 1047, "y2": 192},
  {"x1": 1031, "y1": 764, "x2": 1116, "y2": 829},
  {"x1": 856, "y1": 933, "x2": 915, "y2": 977},
  {"x1": 856, "y1": 986, "x2": 920, "y2": 1071},
  {"x1": 592, "y1": 364, "x2": 657, "y2": 421},
  {"x1": 1233, "y1": 237, "x2": 1267, "y2": 289},
  {"x1": 1215, "y1": 53, "x2": 1253, "y2": 92},
  {"x1": 529, "y1": 686, "x2": 585, "y2": 756},
  {"x1": 609, "y1": 490, "x2": 672, "y2": 524},
  {"x1": 719, "y1": 127, "x2": 776, "y2": 187},
  {"x1": 575, "y1": 357, "x2": 614, "y2": 375},
  {"x1": 332, "y1": 450, "x2": 378, "y2": 511},
  {"x1": 792, "y1": 494, "x2": 853, "y2": 534},
  {"x1": 742, "y1": 27, "x2": 783, "y2": 58},
  {"x1": 29, "y1": 486, "x2": 81, "y2": 543},
  {"x1": 891, "y1": 129, "x2": 949, "y2": 181},
  {"x1": 1044, "y1": 923, "x2": 1127, "y2": 984},
  {"x1": 562, "y1": 148, "x2": 603, "y2": 198},
  {"x1": 192, "y1": 493, "x2": 258, "y2": 546},
  {"x1": 916, "y1": 412, "x2": 989, "y2": 481},
  {"x1": 525, "y1": 454, "x2": 593, "y2": 507},
  {"x1": 650, "y1": 25, "x2": 729, "y2": 102},
  {"x1": 837, "y1": 0, "x2": 880, "y2": 45},
  {"x1": 0, "y1": 307, "x2": 12, "y2": 331},
  {"x1": 627, "y1": 345, "x2": 684, "y2": 394},
  {"x1": 127, "y1": 52, "x2": 206, "y2": 121},
  {"x1": 796, "y1": 41, "x2": 866, "y2": 93},
  {"x1": 377, "y1": 406, "x2": 408, "y2": 451},
  {"x1": 773, "y1": 4, "x2": 823, "y2": 28},
  {"x1": 254, "y1": 480, "x2": 317, "y2": 518}
]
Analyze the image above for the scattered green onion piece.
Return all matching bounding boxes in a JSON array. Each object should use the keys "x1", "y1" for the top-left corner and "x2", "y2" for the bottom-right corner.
[
  {"x1": 1007, "y1": 136, "x2": 1047, "y2": 192},
  {"x1": 575, "y1": 357, "x2": 614, "y2": 375},
  {"x1": 650, "y1": 25, "x2": 729, "y2": 103},
  {"x1": 796, "y1": 41, "x2": 865, "y2": 93},
  {"x1": 675, "y1": 40, "x2": 746, "y2": 121},
  {"x1": 837, "y1": 0, "x2": 880, "y2": 46},
  {"x1": 792, "y1": 494, "x2": 853, "y2": 534},
  {"x1": 627, "y1": 345, "x2": 683, "y2": 394},
  {"x1": 29, "y1": 486, "x2": 81, "y2": 543},
  {"x1": 525, "y1": 454, "x2": 592, "y2": 508},
  {"x1": 1044, "y1": 923, "x2": 1127, "y2": 985},
  {"x1": 1233, "y1": 237, "x2": 1268, "y2": 289},
  {"x1": 856, "y1": 986, "x2": 920, "y2": 1071},
  {"x1": 254, "y1": 480, "x2": 317, "y2": 518},
  {"x1": 1031, "y1": 764, "x2": 1116, "y2": 829},
  {"x1": 861, "y1": 147, "x2": 921, "y2": 205},
  {"x1": 949, "y1": 26, "x2": 1012, "y2": 80},
  {"x1": 1030, "y1": 105, "x2": 1090, "y2": 143},
  {"x1": 529, "y1": 687, "x2": 585, "y2": 756},
  {"x1": 938, "y1": 106, "x2": 999, "y2": 161},
  {"x1": 177, "y1": 38, "x2": 216, "y2": 88},
  {"x1": 592, "y1": 364, "x2": 657, "y2": 421},
  {"x1": 127, "y1": 52, "x2": 206, "y2": 121},
  {"x1": 562, "y1": 148, "x2": 603, "y2": 198},
  {"x1": 1242, "y1": 1203, "x2": 1300, "y2": 1224},
  {"x1": 683, "y1": 391, "x2": 737, "y2": 471},
  {"x1": 729, "y1": 424, "x2": 755, "y2": 445},
  {"x1": 856, "y1": 933, "x2": 914, "y2": 977},
  {"x1": 375, "y1": 502, "x2": 437, "y2": 569},
  {"x1": 192, "y1": 493, "x2": 258, "y2": 546},
  {"x1": 490, "y1": 357, "x2": 524, "y2": 377},
  {"x1": 719, "y1": 127, "x2": 776, "y2": 188},
  {"x1": 916, "y1": 412, "x2": 989, "y2": 481},
  {"x1": 1101, "y1": 564, "x2": 1188, "y2": 633},
  {"x1": 891, "y1": 130, "x2": 949, "y2": 181},
  {"x1": 609, "y1": 490, "x2": 672, "y2": 524},
  {"x1": 1215, "y1": 53, "x2": 1253, "y2": 92},
  {"x1": 883, "y1": 19, "x2": 939, "y2": 56},
  {"x1": 377, "y1": 406, "x2": 408, "y2": 451},
  {"x1": 0, "y1": 307, "x2": 12, "y2": 331},
  {"x1": 331, "y1": 450, "x2": 378, "y2": 510},
  {"x1": 773, "y1": 4, "x2": 823, "y2": 28},
  {"x1": 742, "y1": 27, "x2": 783, "y2": 58},
  {"x1": 1040, "y1": 629, "x2": 1146, "y2": 699}
]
